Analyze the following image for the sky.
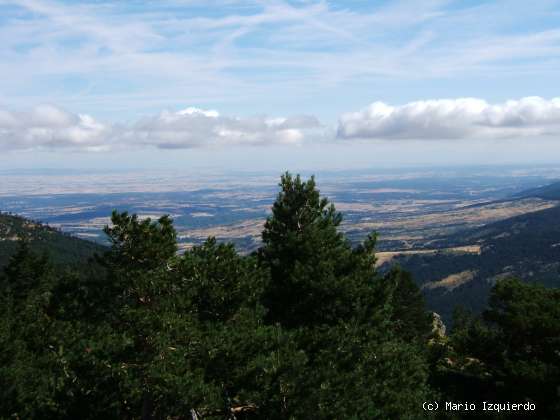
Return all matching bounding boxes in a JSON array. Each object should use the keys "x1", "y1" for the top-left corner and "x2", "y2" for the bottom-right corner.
[{"x1": 1, "y1": 0, "x2": 560, "y2": 172}]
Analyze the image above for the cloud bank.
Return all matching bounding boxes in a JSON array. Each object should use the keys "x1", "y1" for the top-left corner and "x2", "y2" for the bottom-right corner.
[
  {"x1": 4, "y1": 97, "x2": 560, "y2": 152},
  {"x1": 337, "y1": 97, "x2": 560, "y2": 141},
  {"x1": 0, "y1": 105, "x2": 110, "y2": 151},
  {"x1": 131, "y1": 108, "x2": 322, "y2": 149},
  {"x1": 0, "y1": 105, "x2": 323, "y2": 151}
]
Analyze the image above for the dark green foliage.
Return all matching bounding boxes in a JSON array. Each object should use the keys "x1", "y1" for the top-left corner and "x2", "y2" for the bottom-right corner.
[
  {"x1": 102, "y1": 210, "x2": 177, "y2": 272},
  {"x1": 0, "y1": 243, "x2": 97, "y2": 419},
  {"x1": 256, "y1": 173, "x2": 432, "y2": 417},
  {"x1": 178, "y1": 238, "x2": 265, "y2": 323},
  {"x1": 259, "y1": 172, "x2": 380, "y2": 328},
  {"x1": 10, "y1": 173, "x2": 560, "y2": 418},
  {"x1": 390, "y1": 204, "x2": 560, "y2": 324},
  {"x1": 260, "y1": 173, "x2": 347, "y2": 327},
  {"x1": 438, "y1": 278, "x2": 560, "y2": 418},
  {"x1": 484, "y1": 279, "x2": 560, "y2": 413},
  {"x1": 0, "y1": 212, "x2": 104, "y2": 269},
  {"x1": 379, "y1": 266, "x2": 433, "y2": 341},
  {"x1": 1, "y1": 239, "x2": 53, "y2": 299}
]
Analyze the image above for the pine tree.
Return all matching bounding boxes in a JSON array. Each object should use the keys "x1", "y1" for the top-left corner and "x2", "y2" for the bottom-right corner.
[
  {"x1": 379, "y1": 266, "x2": 433, "y2": 341},
  {"x1": 1, "y1": 237, "x2": 53, "y2": 299},
  {"x1": 1, "y1": 175, "x2": 437, "y2": 419},
  {"x1": 258, "y1": 173, "x2": 433, "y2": 418},
  {"x1": 445, "y1": 278, "x2": 560, "y2": 418},
  {"x1": 259, "y1": 172, "x2": 378, "y2": 327}
]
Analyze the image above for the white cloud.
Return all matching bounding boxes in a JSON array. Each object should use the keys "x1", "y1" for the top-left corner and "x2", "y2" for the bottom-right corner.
[
  {"x1": 131, "y1": 108, "x2": 323, "y2": 149},
  {"x1": 0, "y1": 105, "x2": 324, "y2": 151},
  {"x1": 0, "y1": 105, "x2": 110, "y2": 151},
  {"x1": 337, "y1": 97, "x2": 560, "y2": 140},
  {"x1": 6, "y1": 97, "x2": 560, "y2": 152}
]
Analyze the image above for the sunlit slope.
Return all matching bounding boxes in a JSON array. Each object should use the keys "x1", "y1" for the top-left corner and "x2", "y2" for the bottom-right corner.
[{"x1": 391, "y1": 203, "x2": 560, "y2": 323}]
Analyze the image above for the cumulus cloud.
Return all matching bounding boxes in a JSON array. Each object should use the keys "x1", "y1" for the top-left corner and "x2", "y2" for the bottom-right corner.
[
  {"x1": 6, "y1": 98, "x2": 560, "y2": 152},
  {"x1": 0, "y1": 105, "x2": 324, "y2": 151},
  {"x1": 337, "y1": 97, "x2": 560, "y2": 140},
  {"x1": 131, "y1": 108, "x2": 322, "y2": 149},
  {"x1": 0, "y1": 105, "x2": 110, "y2": 151}
]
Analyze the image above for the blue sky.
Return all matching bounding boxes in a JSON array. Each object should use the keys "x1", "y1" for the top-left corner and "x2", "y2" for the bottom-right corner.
[{"x1": 1, "y1": 0, "x2": 560, "y2": 171}]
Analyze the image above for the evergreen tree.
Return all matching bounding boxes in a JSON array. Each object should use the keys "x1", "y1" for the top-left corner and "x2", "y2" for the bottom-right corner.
[
  {"x1": 101, "y1": 210, "x2": 177, "y2": 273},
  {"x1": 378, "y1": 266, "x2": 433, "y2": 341},
  {"x1": 0, "y1": 240, "x2": 85, "y2": 419},
  {"x1": 259, "y1": 172, "x2": 378, "y2": 327},
  {"x1": 1, "y1": 174, "x2": 437, "y2": 419},
  {"x1": 444, "y1": 278, "x2": 560, "y2": 418},
  {"x1": 485, "y1": 279, "x2": 560, "y2": 416},
  {"x1": 258, "y1": 173, "x2": 433, "y2": 418},
  {"x1": 1, "y1": 238, "x2": 53, "y2": 299}
]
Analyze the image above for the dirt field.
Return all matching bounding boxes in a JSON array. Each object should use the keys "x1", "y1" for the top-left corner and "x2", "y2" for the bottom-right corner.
[{"x1": 375, "y1": 245, "x2": 481, "y2": 267}]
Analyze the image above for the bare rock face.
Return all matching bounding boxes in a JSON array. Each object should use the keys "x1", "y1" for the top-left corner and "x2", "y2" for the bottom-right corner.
[{"x1": 431, "y1": 312, "x2": 446, "y2": 338}]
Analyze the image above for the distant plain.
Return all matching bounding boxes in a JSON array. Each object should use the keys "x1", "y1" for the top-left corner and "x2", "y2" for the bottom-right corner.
[{"x1": 2, "y1": 165, "x2": 559, "y2": 255}]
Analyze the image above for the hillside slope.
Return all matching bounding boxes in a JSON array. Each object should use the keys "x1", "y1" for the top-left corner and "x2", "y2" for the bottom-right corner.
[
  {"x1": 514, "y1": 179, "x2": 560, "y2": 200},
  {"x1": 0, "y1": 213, "x2": 105, "y2": 269},
  {"x1": 390, "y1": 203, "x2": 560, "y2": 323}
]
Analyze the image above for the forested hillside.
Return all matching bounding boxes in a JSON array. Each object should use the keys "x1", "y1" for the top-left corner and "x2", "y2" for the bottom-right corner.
[
  {"x1": 515, "y1": 179, "x2": 560, "y2": 200},
  {"x1": 392, "y1": 204, "x2": 560, "y2": 322},
  {"x1": 0, "y1": 213, "x2": 104, "y2": 268},
  {"x1": 1, "y1": 174, "x2": 558, "y2": 419}
]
